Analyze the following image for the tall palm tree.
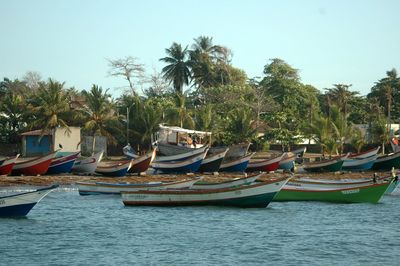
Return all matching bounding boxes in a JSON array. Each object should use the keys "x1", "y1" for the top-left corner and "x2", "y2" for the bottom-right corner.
[
  {"x1": 165, "y1": 92, "x2": 194, "y2": 128},
  {"x1": 160, "y1": 43, "x2": 191, "y2": 94},
  {"x1": 82, "y1": 85, "x2": 122, "y2": 152},
  {"x1": 325, "y1": 84, "x2": 357, "y2": 117},
  {"x1": 29, "y1": 79, "x2": 71, "y2": 137}
]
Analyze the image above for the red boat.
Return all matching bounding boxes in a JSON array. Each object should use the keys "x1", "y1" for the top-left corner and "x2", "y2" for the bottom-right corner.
[
  {"x1": 129, "y1": 149, "x2": 156, "y2": 174},
  {"x1": 11, "y1": 151, "x2": 58, "y2": 176},
  {"x1": 0, "y1": 154, "x2": 20, "y2": 175},
  {"x1": 246, "y1": 153, "x2": 285, "y2": 172}
]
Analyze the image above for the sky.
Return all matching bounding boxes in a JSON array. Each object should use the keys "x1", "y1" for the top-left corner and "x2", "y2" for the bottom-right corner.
[{"x1": 1, "y1": 0, "x2": 399, "y2": 97}]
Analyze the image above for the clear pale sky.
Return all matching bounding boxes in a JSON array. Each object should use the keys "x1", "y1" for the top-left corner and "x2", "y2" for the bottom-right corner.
[{"x1": 1, "y1": 0, "x2": 399, "y2": 96}]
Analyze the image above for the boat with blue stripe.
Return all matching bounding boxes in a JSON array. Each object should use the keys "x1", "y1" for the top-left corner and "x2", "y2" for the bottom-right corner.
[
  {"x1": 152, "y1": 151, "x2": 206, "y2": 174},
  {"x1": 46, "y1": 152, "x2": 80, "y2": 175},
  {"x1": 219, "y1": 153, "x2": 253, "y2": 173},
  {"x1": 95, "y1": 160, "x2": 132, "y2": 177},
  {"x1": 342, "y1": 154, "x2": 378, "y2": 171}
]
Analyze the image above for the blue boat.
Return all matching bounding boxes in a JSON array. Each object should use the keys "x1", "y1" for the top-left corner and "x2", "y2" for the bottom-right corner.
[
  {"x1": 219, "y1": 153, "x2": 253, "y2": 172},
  {"x1": 152, "y1": 152, "x2": 206, "y2": 174},
  {"x1": 279, "y1": 154, "x2": 296, "y2": 170},
  {"x1": 342, "y1": 154, "x2": 378, "y2": 171},
  {"x1": 95, "y1": 160, "x2": 132, "y2": 177},
  {"x1": 46, "y1": 152, "x2": 80, "y2": 175},
  {"x1": 0, "y1": 185, "x2": 58, "y2": 217}
]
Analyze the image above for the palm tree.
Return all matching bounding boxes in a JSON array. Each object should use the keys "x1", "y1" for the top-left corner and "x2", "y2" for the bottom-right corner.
[
  {"x1": 227, "y1": 108, "x2": 256, "y2": 144},
  {"x1": 29, "y1": 79, "x2": 71, "y2": 139},
  {"x1": 160, "y1": 43, "x2": 191, "y2": 94},
  {"x1": 82, "y1": 85, "x2": 122, "y2": 153},
  {"x1": 165, "y1": 92, "x2": 194, "y2": 129},
  {"x1": 0, "y1": 91, "x2": 28, "y2": 142},
  {"x1": 325, "y1": 84, "x2": 357, "y2": 117}
]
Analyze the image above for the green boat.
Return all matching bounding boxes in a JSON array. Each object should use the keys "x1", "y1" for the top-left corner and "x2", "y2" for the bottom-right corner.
[
  {"x1": 273, "y1": 179, "x2": 393, "y2": 203},
  {"x1": 302, "y1": 155, "x2": 346, "y2": 172},
  {"x1": 372, "y1": 151, "x2": 400, "y2": 170}
]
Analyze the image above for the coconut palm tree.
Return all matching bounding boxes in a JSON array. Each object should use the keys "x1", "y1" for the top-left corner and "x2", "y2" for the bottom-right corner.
[
  {"x1": 160, "y1": 43, "x2": 191, "y2": 94},
  {"x1": 164, "y1": 92, "x2": 194, "y2": 129},
  {"x1": 325, "y1": 84, "x2": 357, "y2": 117}
]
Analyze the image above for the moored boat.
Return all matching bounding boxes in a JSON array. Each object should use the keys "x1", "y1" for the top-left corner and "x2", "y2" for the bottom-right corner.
[
  {"x1": 191, "y1": 172, "x2": 263, "y2": 190},
  {"x1": 46, "y1": 151, "x2": 81, "y2": 175},
  {"x1": 95, "y1": 160, "x2": 132, "y2": 177},
  {"x1": 152, "y1": 151, "x2": 206, "y2": 174},
  {"x1": 278, "y1": 153, "x2": 296, "y2": 170},
  {"x1": 273, "y1": 179, "x2": 393, "y2": 203},
  {"x1": 0, "y1": 154, "x2": 20, "y2": 176},
  {"x1": 11, "y1": 151, "x2": 58, "y2": 176},
  {"x1": 0, "y1": 184, "x2": 58, "y2": 217},
  {"x1": 129, "y1": 149, "x2": 156, "y2": 174},
  {"x1": 122, "y1": 177, "x2": 289, "y2": 208},
  {"x1": 342, "y1": 154, "x2": 378, "y2": 171},
  {"x1": 219, "y1": 153, "x2": 254, "y2": 172},
  {"x1": 198, "y1": 148, "x2": 228, "y2": 173},
  {"x1": 348, "y1": 147, "x2": 380, "y2": 159},
  {"x1": 302, "y1": 155, "x2": 347, "y2": 172},
  {"x1": 247, "y1": 153, "x2": 285, "y2": 172},
  {"x1": 372, "y1": 151, "x2": 400, "y2": 170},
  {"x1": 154, "y1": 145, "x2": 208, "y2": 162},
  {"x1": 72, "y1": 151, "x2": 104, "y2": 174},
  {"x1": 77, "y1": 177, "x2": 203, "y2": 195}
]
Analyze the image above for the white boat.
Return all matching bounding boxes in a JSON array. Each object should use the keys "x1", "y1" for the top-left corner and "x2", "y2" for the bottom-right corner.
[
  {"x1": 77, "y1": 177, "x2": 203, "y2": 195},
  {"x1": 191, "y1": 173, "x2": 263, "y2": 190},
  {"x1": 122, "y1": 177, "x2": 289, "y2": 208},
  {"x1": 0, "y1": 185, "x2": 58, "y2": 217},
  {"x1": 342, "y1": 154, "x2": 378, "y2": 171},
  {"x1": 155, "y1": 145, "x2": 208, "y2": 162},
  {"x1": 348, "y1": 147, "x2": 380, "y2": 159},
  {"x1": 152, "y1": 151, "x2": 207, "y2": 173},
  {"x1": 72, "y1": 151, "x2": 104, "y2": 174},
  {"x1": 95, "y1": 160, "x2": 132, "y2": 177}
]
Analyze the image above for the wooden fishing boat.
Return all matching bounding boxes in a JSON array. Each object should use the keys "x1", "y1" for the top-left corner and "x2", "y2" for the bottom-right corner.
[
  {"x1": 372, "y1": 151, "x2": 400, "y2": 170},
  {"x1": 292, "y1": 147, "x2": 307, "y2": 157},
  {"x1": 154, "y1": 146, "x2": 208, "y2": 162},
  {"x1": 348, "y1": 147, "x2": 380, "y2": 159},
  {"x1": 123, "y1": 144, "x2": 139, "y2": 159},
  {"x1": 302, "y1": 155, "x2": 347, "y2": 172},
  {"x1": 77, "y1": 177, "x2": 203, "y2": 195},
  {"x1": 11, "y1": 151, "x2": 58, "y2": 176},
  {"x1": 385, "y1": 176, "x2": 400, "y2": 194},
  {"x1": 198, "y1": 148, "x2": 228, "y2": 173},
  {"x1": 122, "y1": 177, "x2": 289, "y2": 208},
  {"x1": 278, "y1": 153, "x2": 296, "y2": 170},
  {"x1": 191, "y1": 173, "x2": 263, "y2": 190},
  {"x1": 273, "y1": 179, "x2": 393, "y2": 203},
  {"x1": 129, "y1": 149, "x2": 156, "y2": 174},
  {"x1": 0, "y1": 154, "x2": 20, "y2": 176},
  {"x1": 152, "y1": 151, "x2": 206, "y2": 174},
  {"x1": 72, "y1": 151, "x2": 104, "y2": 174},
  {"x1": 210, "y1": 143, "x2": 251, "y2": 160},
  {"x1": 342, "y1": 154, "x2": 378, "y2": 171},
  {"x1": 46, "y1": 151, "x2": 81, "y2": 175},
  {"x1": 247, "y1": 153, "x2": 285, "y2": 172},
  {"x1": 95, "y1": 160, "x2": 132, "y2": 177},
  {"x1": 0, "y1": 185, "x2": 58, "y2": 217},
  {"x1": 219, "y1": 153, "x2": 254, "y2": 172}
]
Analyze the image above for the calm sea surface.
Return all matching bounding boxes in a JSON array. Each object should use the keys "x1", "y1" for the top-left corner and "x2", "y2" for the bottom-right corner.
[{"x1": 1, "y1": 186, "x2": 399, "y2": 266}]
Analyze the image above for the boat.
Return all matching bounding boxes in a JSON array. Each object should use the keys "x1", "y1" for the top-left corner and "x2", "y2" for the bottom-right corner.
[
  {"x1": 348, "y1": 147, "x2": 380, "y2": 159},
  {"x1": 391, "y1": 138, "x2": 400, "y2": 153},
  {"x1": 372, "y1": 151, "x2": 400, "y2": 170},
  {"x1": 273, "y1": 179, "x2": 393, "y2": 203},
  {"x1": 76, "y1": 177, "x2": 203, "y2": 195},
  {"x1": 0, "y1": 154, "x2": 20, "y2": 175},
  {"x1": 72, "y1": 151, "x2": 104, "y2": 174},
  {"x1": 151, "y1": 151, "x2": 206, "y2": 174},
  {"x1": 191, "y1": 173, "x2": 263, "y2": 190},
  {"x1": 122, "y1": 177, "x2": 289, "y2": 208},
  {"x1": 209, "y1": 143, "x2": 251, "y2": 161},
  {"x1": 278, "y1": 153, "x2": 296, "y2": 170},
  {"x1": 11, "y1": 151, "x2": 58, "y2": 176},
  {"x1": 292, "y1": 147, "x2": 307, "y2": 157},
  {"x1": 95, "y1": 160, "x2": 132, "y2": 177},
  {"x1": 302, "y1": 155, "x2": 347, "y2": 172},
  {"x1": 129, "y1": 149, "x2": 156, "y2": 174},
  {"x1": 246, "y1": 153, "x2": 285, "y2": 172},
  {"x1": 123, "y1": 144, "x2": 139, "y2": 159},
  {"x1": 342, "y1": 154, "x2": 378, "y2": 171},
  {"x1": 385, "y1": 176, "x2": 400, "y2": 194},
  {"x1": 46, "y1": 151, "x2": 81, "y2": 175},
  {"x1": 197, "y1": 148, "x2": 228, "y2": 173},
  {"x1": 0, "y1": 185, "x2": 58, "y2": 217},
  {"x1": 155, "y1": 145, "x2": 208, "y2": 162},
  {"x1": 219, "y1": 153, "x2": 254, "y2": 172}
]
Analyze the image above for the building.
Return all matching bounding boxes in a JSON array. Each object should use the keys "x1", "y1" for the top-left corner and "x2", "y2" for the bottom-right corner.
[{"x1": 21, "y1": 127, "x2": 81, "y2": 157}]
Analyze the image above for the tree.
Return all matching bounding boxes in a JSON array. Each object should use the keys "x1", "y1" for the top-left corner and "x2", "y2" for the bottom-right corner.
[
  {"x1": 160, "y1": 43, "x2": 191, "y2": 94},
  {"x1": 325, "y1": 84, "x2": 358, "y2": 117},
  {"x1": 107, "y1": 56, "x2": 145, "y2": 96},
  {"x1": 165, "y1": 92, "x2": 194, "y2": 128},
  {"x1": 23, "y1": 71, "x2": 42, "y2": 90}
]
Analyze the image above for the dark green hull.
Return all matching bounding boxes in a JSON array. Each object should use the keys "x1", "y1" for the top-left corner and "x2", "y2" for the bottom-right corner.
[
  {"x1": 372, "y1": 153, "x2": 400, "y2": 170},
  {"x1": 303, "y1": 160, "x2": 344, "y2": 172},
  {"x1": 274, "y1": 181, "x2": 392, "y2": 203}
]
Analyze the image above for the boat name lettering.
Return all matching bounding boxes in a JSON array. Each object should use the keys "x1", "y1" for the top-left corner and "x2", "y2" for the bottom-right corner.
[
  {"x1": 289, "y1": 183, "x2": 301, "y2": 187},
  {"x1": 0, "y1": 199, "x2": 5, "y2": 205},
  {"x1": 341, "y1": 189, "x2": 360, "y2": 195},
  {"x1": 132, "y1": 195, "x2": 148, "y2": 199}
]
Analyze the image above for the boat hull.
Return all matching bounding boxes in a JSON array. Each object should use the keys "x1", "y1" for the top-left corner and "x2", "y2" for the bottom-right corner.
[
  {"x1": 342, "y1": 155, "x2": 378, "y2": 171},
  {"x1": 95, "y1": 161, "x2": 132, "y2": 177},
  {"x1": 274, "y1": 181, "x2": 392, "y2": 203},
  {"x1": 72, "y1": 151, "x2": 103, "y2": 174},
  {"x1": 46, "y1": 152, "x2": 80, "y2": 175},
  {"x1": 219, "y1": 154, "x2": 253, "y2": 173},
  {"x1": 303, "y1": 160, "x2": 344, "y2": 172},
  {"x1": 0, "y1": 155, "x2": 19, "y2": 176},
  {"x1": 129, "y1": 150, "x2": 156, "y2": 174},
  {"x1": 372, "y1": 152, "x2": 400, "y2": 170},
  {"x1": 11, "y1": 152, "x2": 57, "y2": 176}
]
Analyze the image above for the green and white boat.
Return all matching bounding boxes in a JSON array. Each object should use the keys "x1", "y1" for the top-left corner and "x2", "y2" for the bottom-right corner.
[
  {"x1": 372, "y1": 151, "x2": 400, "y2": 170},
  {"x1": 273, "y1": 179, "x2": 393, "y2": 203},
  {"x1": 302, "y1": 155, "x2": 347, "y2": 172}
]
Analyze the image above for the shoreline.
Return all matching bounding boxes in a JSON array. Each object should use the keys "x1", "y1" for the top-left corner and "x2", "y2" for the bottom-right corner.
[{"x1": 0, "y1": 170, "x2": 392, "y2": 187}]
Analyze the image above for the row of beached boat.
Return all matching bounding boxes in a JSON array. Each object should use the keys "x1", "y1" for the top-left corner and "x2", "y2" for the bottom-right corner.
[
  {"x1": 2, "y1": 171, "x2": 398, "y2": 217},
  {"x1": 1, "y1": 145, "x2": 400, "y2": 178}
]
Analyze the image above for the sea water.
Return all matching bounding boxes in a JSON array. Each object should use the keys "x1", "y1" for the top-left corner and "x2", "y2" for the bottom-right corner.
[{"x1": 0, "y1": 186, "x2": 399, "y2": 265}]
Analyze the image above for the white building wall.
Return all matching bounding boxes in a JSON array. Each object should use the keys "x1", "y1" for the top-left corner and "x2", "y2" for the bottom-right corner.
[{"x1": 54, "y1": 127, "x2": 81, "y2": 152}]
